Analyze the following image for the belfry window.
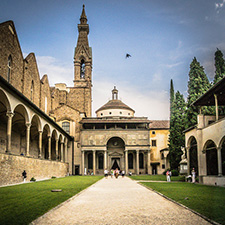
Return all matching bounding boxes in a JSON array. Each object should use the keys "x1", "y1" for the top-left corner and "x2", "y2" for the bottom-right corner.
[
  {"x1": 80, "y1": 59, "x2": 85, "y2": 79},
  {"x1": 7, "y1": 55, "x2": 12, "y2": 82}
]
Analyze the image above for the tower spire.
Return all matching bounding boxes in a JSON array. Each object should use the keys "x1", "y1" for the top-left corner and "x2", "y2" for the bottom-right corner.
[{"x1": 80, "y1": 4, "x2": 87, "y2": 24}]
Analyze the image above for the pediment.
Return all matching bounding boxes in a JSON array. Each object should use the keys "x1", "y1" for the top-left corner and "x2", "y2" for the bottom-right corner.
[
  {"x1": 108, "y1": 151, "x2": 123, "y2": 157},
  {"x1": 75, "y1": 45, "x2": 91, "y2": 59}
]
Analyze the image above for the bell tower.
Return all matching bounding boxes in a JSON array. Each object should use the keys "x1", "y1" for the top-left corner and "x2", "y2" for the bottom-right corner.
[
  {"x1": 72, "y1": 5, "x2": 92, "y2": 117},
  {"x1": 74, "y1": 4, "x2": 92, "y2": 88}
]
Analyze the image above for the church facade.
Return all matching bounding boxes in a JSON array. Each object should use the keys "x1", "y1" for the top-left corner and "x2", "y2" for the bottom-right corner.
[{"x1": 0, "y1": 6, "x2": 169, "y2": 185}]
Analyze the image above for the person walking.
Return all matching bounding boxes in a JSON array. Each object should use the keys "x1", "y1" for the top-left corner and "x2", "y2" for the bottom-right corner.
[
  {"x1": 166, "y1": 170, "x2": 171, "y2": 182},
  {"x1": 104, "y1": 169, "x2": 108, "y2": 178},
  {"x1": 22, "y1": 170, "x2": 27, "y2": 183},
  {"x1": 110, "y1": 169, "x2": 114, "y2": 178}
]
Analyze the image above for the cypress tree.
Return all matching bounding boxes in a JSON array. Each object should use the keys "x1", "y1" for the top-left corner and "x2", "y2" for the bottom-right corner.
[
  {"x1": 186, "y1": 57, "x2": 211, "y2": 128},
  {"x1": 214, "y1": 48, "x2": 225, "y2": 84},
  {"x1": 169, "y1": 91, "x2": 186, "y2": 170},
  {"x1": 170, "y1": 79, "x2": 174, "y2": 118}
]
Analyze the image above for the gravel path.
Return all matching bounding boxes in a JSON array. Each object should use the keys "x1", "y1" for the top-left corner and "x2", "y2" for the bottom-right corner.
[{"x1": 32, "y1": 176, "x2": 210, "y2": 225}]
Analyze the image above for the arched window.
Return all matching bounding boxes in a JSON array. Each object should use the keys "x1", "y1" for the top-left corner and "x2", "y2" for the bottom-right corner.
[
  {"x1": 139, "y1": 153, "x2": 144, "y2": 169},
  {"x1": 7, "y1": 55, "x2": 12, "y2": 82},
  {"x1": 128, "y1": 153, "x2": 133, "y2": 169},
  {"x1": 31, "y1": 81, "x2": 34, "y2": 101},
  {"x1": 88, "y1": 153, "x2": 93, "y2": 169},
  {"x1": 62, "y1": 122, "x2": 70, "y2": 134},
  {"x1": 80, "y1": 59, "x2": 85, "y2": 79},
  {"x1": 98, "y1": 154, "x2": 103, "y2": 169}
]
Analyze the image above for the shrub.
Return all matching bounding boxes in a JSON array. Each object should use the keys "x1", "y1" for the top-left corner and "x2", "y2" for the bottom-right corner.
[
  {"x1": 30, "y1": 177, "x2": 36, "y2": 182},
  {"x1": 51, "y1": 176, "x2": 56, "y2": 179},
  {"x1": 171, "y1": 170, "x2": 179, "y2": 176}
]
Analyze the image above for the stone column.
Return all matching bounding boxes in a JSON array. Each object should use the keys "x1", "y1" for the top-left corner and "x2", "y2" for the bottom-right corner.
[
  {"x1": 6, "y1": 111, "x2": 14, "y2": 153},
  {"x1": 217, "y1": 147, "x2": 222, "y2": 176},
  {"x1": 104, "y1": 150, "x2": 107, "y2": 169},
  {"x1": 136, "y1": 150, "x2": 139, "y2": 175},
  {"x1": 125, "y1": 150, "x2": 128, "y2": 175},
  {"x1": 93, "y1": 150, "x2": 96, "y2": 175},
  {"x1": 61, "y1": 142, "x2": 64, "y2": 162},
  {"x1": 65, "y1": 139, "x2": 68, "y2": 163},
  {"x1": 147, "y1": 150, "x2": 151, "y2": 174},
  {"x1": 48, "y1": 136, "x2": 51, "y2": 160},
  {"x1": 26, "y1": 123, "x2": 31, "y2": 156},
  {"x1": 55, "y1": 138, "x2": 59, "y2": 161},
  {"x1": 38, "y1": 131, "x2": 42, "y2": 158},
  {"x1": 81, "y1": 150, "x2": 85, "y2": 175}
]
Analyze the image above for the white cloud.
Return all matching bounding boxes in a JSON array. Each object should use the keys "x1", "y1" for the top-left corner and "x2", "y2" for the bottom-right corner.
[
  {"x1": 36, "y1": 55, "x2": 74, "y2": 87},
  {"x1": 93, "y1": 80, "x2": 169, "y2": 120},
  {"x1": 33, "y1": 55, "x2": 169, "y2": 120}
]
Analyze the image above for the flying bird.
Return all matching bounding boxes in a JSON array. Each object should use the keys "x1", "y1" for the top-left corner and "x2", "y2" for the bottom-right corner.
[{"x1": 126, "y1": 53, "x2": 131, "y2": 58}]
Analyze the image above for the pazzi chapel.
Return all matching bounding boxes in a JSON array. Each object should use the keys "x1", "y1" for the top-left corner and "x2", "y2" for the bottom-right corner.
[{"x1": 0, "y1": 5, "x2": 169, "y2": 185}]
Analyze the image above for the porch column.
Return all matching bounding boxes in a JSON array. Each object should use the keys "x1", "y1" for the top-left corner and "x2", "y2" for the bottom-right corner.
[
  {"x1": 61, "y1": 142, "x2": 64, "y2": 162},
  {"x1": 104, "y1": 150, "x2": 107, "y2": 169},
  {"x1": 217, "y1": 147, "x2": 222, "y2": 176},
  {"x1": 38, "y1": 131, "x2": 42, "y2": 158},
  {"x1": 147, "y1": 150, "x2": 151, "y2": 174},
  {"x1": 125, "y1": 150, "x2": 128, "y2": 174},
  {"x1": 55, "y1": 138, "x2": 59, "y2": 161},
  {"x1": 65, "y1": 139, "x2": 68, "y2": 163},
  {"x1": 48, "y1": 136, "x2": 51, "y2": 160},
  {"x1": 136, "y1": 150, "x2": 139, "y2": 175},
  {"x1": 214, "y1": 94, "x2": 219, "y2": 121},
  {"x1": 93, "y1": 150, "x2": 96, "y2": 175},
  {"x1": 6, "y1": 111, "x2": 14, "y2": 153},
  {"x1": 25, "y1": 122, "x2": 31, "y2": 156},
  {"x1": 81, "y1": 150, "x2": 85, "y2": 175}
]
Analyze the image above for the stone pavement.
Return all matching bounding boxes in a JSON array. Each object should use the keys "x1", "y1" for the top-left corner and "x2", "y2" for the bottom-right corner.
[{"x1": 32, "y1": 176, "x2": 210, "y2": 225}]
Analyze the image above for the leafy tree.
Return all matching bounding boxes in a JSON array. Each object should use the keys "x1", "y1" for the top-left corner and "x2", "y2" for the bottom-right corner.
[
  {"x1": 214, "y1": 48, "x2": 225, "y2": 84},
  {"x1": 169, "y1": 91, "x2": 186, "y2": 170},
  {"x1": 186, "y1": 57, "x2": 211, "y2": 128}
]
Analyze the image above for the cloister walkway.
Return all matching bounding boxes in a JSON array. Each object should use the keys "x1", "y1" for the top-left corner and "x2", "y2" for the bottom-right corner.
[{"x1": 32, "y1": 177, "x2": 210, "y2": 225}]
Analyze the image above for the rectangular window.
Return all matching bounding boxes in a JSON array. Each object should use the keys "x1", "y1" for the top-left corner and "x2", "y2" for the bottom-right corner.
[
  {"x1": 62, "y1": 122, "x2": 70, "y2": 134},
  {"x1": 162, "y1": 164, "x2": 165, "y2": 169},
  {"x1": 151, "y1": 140, "x2": 157, "y2": 147}
]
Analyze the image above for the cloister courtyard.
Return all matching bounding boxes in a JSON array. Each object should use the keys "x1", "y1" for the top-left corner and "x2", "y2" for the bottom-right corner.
[{"x1": 0, "y1": 175, "x2": 224, "y2": 225}]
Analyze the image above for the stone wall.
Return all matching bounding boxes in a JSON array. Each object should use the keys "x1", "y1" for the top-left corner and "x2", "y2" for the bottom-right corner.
[{"x1": 0, "y1": 153, "x2": 69, "y2": 186}]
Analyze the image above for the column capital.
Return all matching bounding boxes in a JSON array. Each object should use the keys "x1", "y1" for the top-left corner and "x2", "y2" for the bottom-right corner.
[
  {"x1": 38, "y1": 130, "x2": 43, "y2": 134},
  {"x1": 6, "y1": 111, "x2": 14, "y2": 118},
  {"x1": 26, "y1": 122, "x2": 31, "y2": 128},
  {"x1": 217, "y1": 147, "x2": 222, "y2": 151},
  {"x1": 136, "y1": 150, "x2": 139, "y2": 153}
]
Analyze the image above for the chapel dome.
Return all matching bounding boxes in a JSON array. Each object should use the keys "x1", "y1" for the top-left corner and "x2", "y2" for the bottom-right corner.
[{"x1": 95, "y1": 87, "x2": 135, "y2": 118}]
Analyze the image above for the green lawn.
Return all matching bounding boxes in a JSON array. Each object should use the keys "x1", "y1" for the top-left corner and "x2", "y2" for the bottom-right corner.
[
  {"x1": 141, "y1": 182, "x2": 225, "y2": 225},
  {"x1": 0, "y1": 176, "x2": 102, "y2": 225},
  {"x1": 130, "y1": 174, "x2": 185, "y2": 181}
]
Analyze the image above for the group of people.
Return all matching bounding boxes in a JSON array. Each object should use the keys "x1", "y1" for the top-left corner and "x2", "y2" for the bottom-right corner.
[
  {"x1": 104, "y1": 168, "x2": 125, "y2": 179},
  {"x1": 166, "y1": 168, "x2": 196, "y2": 183}
]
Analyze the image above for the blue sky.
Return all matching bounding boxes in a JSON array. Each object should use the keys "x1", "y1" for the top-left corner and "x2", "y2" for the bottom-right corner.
[{"x1": 1, "y1": 0, "x2": 225, "y2": 119}]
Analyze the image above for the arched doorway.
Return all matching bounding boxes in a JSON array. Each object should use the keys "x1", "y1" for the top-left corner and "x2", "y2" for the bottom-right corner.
[
  {"x1": 107, "y1": 137, "x2": 125, "y2": 170},
  {"x1": 205, "y1": 140, "x2": 218, "y2": 175},
  {"x1": 188, "y1": 137, "x2": 198, "y2": 175}
]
